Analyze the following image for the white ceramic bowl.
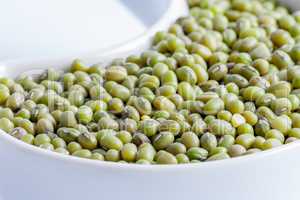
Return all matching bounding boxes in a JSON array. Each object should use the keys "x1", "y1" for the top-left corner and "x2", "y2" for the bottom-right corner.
[{"x1": 1, "y1": 1, "x2": 300, "y2": 200}]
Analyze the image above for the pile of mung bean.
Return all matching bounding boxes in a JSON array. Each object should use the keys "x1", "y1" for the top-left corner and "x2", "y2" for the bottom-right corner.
[{"x1": 1, "y1": 0, "x2": 300, "y2": 164}]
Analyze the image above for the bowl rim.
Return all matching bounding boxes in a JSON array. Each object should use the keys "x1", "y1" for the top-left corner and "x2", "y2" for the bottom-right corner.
[{"x1": 1, "y1": 130, "x2": 300, "y2": 171}]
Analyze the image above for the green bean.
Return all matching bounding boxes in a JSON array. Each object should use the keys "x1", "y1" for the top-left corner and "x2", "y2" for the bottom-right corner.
[
  {"x1": 0, "y1": 84, "x2": 10, "y2": 104},
  {"x1": 96, "y1": 113, "x2": 117, "y2": 128},
  {"x1": 270, "y1": 115, "x2": 292, "y2": 135},
  {"x1": 105, "y1": 66, "x2": 127, "y2": 82},
  {"x1": 136, "y1": 143, "x2": 156, "y2": 162},
  {"x1": 153, "y1": 96, "x2": 176, "y2": 112},
  {"x1": 186, "y1": 147, "x2": 208, "y2": 161},
  {"x1": 237, "y1": 123, "x2": 254, "y2": 135},
  {"x1": 176, "y1": 66, "x2": 197, "y2": 85},
  {"x1": 6, "y1": 92, "x2": 24, "y2": 111},
  {"x1": 59, "y1": 111, "x2": 77, "y2": 128},
  {"x1": 57, "y1": 127, "x2": 81, "y2": 143},
  {"x1": 132, "y1": 132, "x2": 151, "y2": 146},
  {"x1": 207, "y1": 152, "x2": 230, "y2": 161},
  {"x1": 134, "y1": 97, "x2": 152, "y2": 115},
  {"x1": 235, "y1": 134, "x2": 256, "y2": 149},
  {"x1": 200, "y1": 132, "x2": 217, "y2": 152},
  {"x1": 271, "y1": 50, "x2": 294, "y2": 69},
  {"x1": 100, "y1": 134, "x2": 123, "y2": 151},
  {"x1": 156, "y1": 150, "x2": 178, "y2": 164},
  {"x1": 166, "y1": 142, "x2": 187, "y2": 155},
  {"x1": 159, "y1": 120, "x2": 181, "y2": 136},
  {"x1": 36, "y1": 118, "x2": 54, "y2": 134},
  {"x1": 191, "y1": 119, "x2": 207, "y2": 135},
  {"x1": 121, "y1": 143, "x2": 137, "y2": 162},
  {"x1": 153, "y1": 132, "x2": 175, "y2": 150},
  {"x1": 21, "y1": 134, "x2": 34, "y2": 144},
  {"x1": 202, "y1": 98, "x2": 224, "y2": 115},
  {"x1": 176, "y1": 153, "x2": 190, "y2": 164},
  {"x1": 116, "y1": 131, "x2": 133, "y2": 144},
  {"x1": 181, "y1": 131, "x2": 200, "y2": 149},
  {"x1": 138, "y1": 74, "x2": 160, "y2": 90},
  {"x1": 78, "y1": 132, "x2": 98, "y2": 150},
  {"x1": 208, "y1": 63, "x2": 228, "y2": 81},
  {"x1": 228, "y1": 144, "x2": 246, "y2": 157},
  {"x1": 209, "y1": 119, "x2": 235, "y2": 136},
  {"x1": 34, "y1": 134, "x2": 51, "y2": 146}
]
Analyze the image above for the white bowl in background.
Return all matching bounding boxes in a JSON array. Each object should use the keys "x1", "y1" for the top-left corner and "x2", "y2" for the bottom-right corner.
[
  {"x1": 1, "y1": 1, "x2": 300, "y2": 200},
  {"x1": 278, "y1": 0, "x2": 300, "y2": 10},
  {"x1": 0, "y1": 0, "x2": 187, "y2": 64}
]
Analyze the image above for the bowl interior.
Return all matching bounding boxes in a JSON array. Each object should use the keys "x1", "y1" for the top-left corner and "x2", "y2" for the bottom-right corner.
[
  {"x1": 0, "y1": 0, "x2": 173, "y2": 62},
  {"x1": 278, "y1": 0, "x2": 300, "y2": 11}
]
